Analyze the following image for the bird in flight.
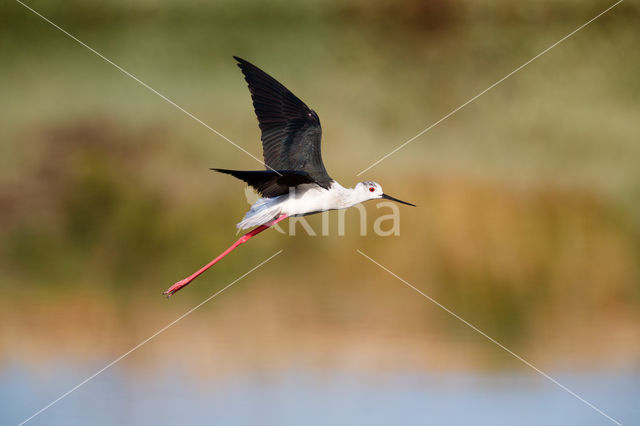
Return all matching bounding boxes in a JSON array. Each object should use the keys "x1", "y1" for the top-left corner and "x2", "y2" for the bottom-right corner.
[{"x1": 164, "y1": 57, "x2": 414, "y2": 296}]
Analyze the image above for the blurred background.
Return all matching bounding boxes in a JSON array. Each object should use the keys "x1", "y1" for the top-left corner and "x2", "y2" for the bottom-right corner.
[{"x1": 1, "y1": 0, "x2": 639, "y2": 424}]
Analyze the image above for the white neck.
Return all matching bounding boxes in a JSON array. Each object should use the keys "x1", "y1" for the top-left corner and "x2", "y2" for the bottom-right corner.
[{"x1": 332, "y1": 181, "x2": 370, "y2": 209}]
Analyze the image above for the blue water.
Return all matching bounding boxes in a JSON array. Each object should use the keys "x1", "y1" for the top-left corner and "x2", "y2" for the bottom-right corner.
[{"x1": 2, "y1": 363, "x2": 637, "y2": 425}]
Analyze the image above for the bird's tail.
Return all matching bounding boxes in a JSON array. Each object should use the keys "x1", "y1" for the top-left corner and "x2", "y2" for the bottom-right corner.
[{"x1": 237, "y1": 196, "x2": 283, "y2": 230}]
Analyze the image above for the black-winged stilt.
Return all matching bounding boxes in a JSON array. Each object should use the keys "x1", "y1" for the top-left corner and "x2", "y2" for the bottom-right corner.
[{"x1": 164, "y1": 57, "x2": 414, "y2": 296}]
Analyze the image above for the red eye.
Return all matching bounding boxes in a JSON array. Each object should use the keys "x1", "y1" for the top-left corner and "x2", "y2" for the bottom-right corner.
[{"x1": 369, "y1": 187, "x2": 375, "y2": 192}]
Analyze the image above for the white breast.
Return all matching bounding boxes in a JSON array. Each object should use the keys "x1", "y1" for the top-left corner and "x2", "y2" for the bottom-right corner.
[
  {"x1": 279, "y1": 182, "x2": 345, "y2": 216},
  {"x1": 237, "y1": 181, "x2": 350, "y2": 229}
]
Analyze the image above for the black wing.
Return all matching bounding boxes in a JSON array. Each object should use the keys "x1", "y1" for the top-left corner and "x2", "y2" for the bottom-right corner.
[
  {"x1": 234, "y1": 56, "x2": 332, "y2": 187},
  {"x1": 212, "y1": 168, "x2": 317, "y2": 198}
]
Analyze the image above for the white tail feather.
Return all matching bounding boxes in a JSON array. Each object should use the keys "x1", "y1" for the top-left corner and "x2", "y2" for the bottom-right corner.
[{"x1": 237, "y1": 197, "x2": 283, "y2": 230}]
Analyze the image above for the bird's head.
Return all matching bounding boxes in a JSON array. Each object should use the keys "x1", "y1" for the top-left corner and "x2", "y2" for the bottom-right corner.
[{"x1": 355, "y1": 181, "x2": 416, "y2": 206}]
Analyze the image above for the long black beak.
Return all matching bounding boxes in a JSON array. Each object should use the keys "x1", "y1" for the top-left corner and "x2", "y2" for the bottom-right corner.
[{"x1": 382, "y1": 194, "x2": 416, "y2": 207}]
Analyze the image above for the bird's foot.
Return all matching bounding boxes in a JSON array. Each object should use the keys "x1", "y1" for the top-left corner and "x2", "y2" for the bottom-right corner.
[{"x1": 163, "y1": 278, "x2": 190, "y2": 297}]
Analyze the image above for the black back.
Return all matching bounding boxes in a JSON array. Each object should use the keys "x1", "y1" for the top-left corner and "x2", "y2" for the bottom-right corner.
[
  {"x1": 212, "y1": 168, "x2": 317, "y2": 198},
  {"x1": 234, "y1": 57, "x2": 332, "y2": 187}
]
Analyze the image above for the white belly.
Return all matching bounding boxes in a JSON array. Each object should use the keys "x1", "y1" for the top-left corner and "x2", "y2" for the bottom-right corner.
[
  {"x1": 279, "y1": 184, "x2": 342, "y2": 216},
  {"x1": 236, "y1": 182, "x2": 347, "y2": 229}
]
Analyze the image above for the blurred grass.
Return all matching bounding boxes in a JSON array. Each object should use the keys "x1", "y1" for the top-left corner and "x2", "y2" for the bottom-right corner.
[{"x1": 0, "y1": 0, "x2": 639, "y2": 372}]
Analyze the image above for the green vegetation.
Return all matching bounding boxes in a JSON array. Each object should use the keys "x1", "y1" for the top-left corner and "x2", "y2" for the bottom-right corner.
[{"x1": 1, "y1": 0, "x2": 638, "y2": 371}]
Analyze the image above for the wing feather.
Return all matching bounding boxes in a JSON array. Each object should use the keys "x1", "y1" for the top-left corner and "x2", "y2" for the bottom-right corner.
[
  {"x1": 212, "y1": 168, "x2": 317, "y2": 198},
  {"x1": 234, "y1": 56, "x2": 332, "y2": 187}
]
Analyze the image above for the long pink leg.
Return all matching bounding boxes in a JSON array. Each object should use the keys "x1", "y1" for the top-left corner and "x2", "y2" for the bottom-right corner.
[{"x1": 163, "y1": 214, "x2": 288, "y2": 296}]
